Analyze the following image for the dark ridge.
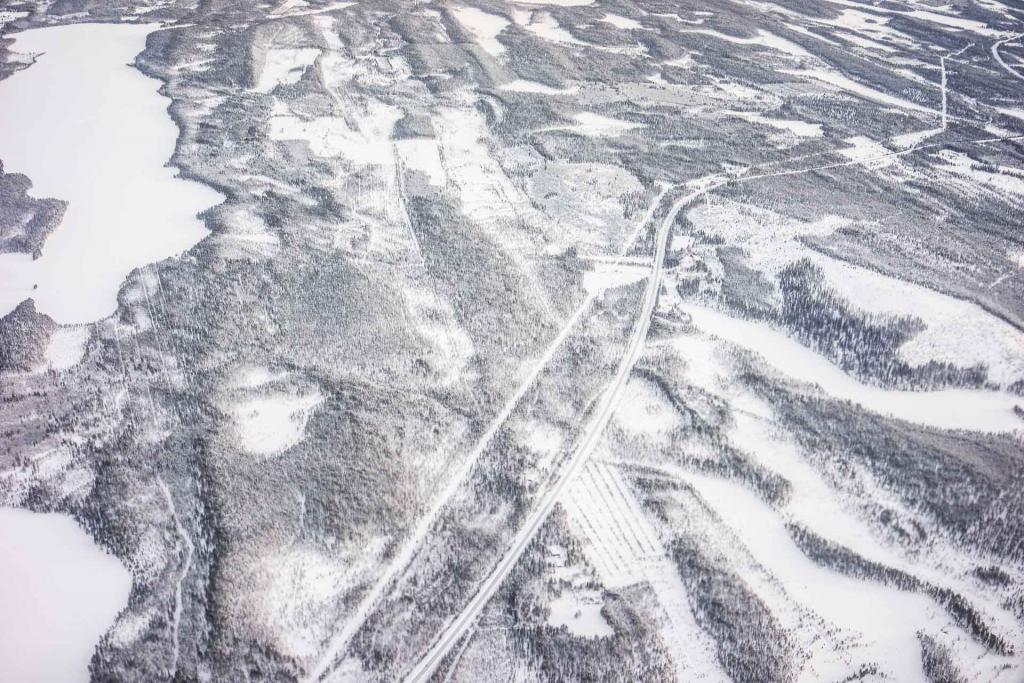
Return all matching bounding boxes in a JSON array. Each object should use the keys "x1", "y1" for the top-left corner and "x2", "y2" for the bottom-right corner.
[
  {"x1": 0, "y1": 298, "x2": 55, "y2": 371},
  {"x1": 0, "y1": 161, "x2": 67, "y2": 258},
  {"x1": 670, "y1": 536, "x2": 793, "y2": 683},
  {"x1": 777, "y1": 258, "x2": 989, "y2": 391},
  {"x1": 918, "y1": 633, "x2": 968, "y2": 683}
]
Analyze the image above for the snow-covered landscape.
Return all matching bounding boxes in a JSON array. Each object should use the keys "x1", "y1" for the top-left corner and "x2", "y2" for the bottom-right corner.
[{"x1": 0, "y1": 0, "x2": 1022, "y2": 681}]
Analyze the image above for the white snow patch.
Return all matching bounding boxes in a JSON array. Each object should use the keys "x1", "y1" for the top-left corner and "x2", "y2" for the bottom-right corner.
[
  {"x1": 582, "y1": 262, "x2": 648, "y2": 295},
  {"x1": 42, "y1": 326, "x2": 90, "y2": 371},
  {"x1": 522, "y1": 11, "x2": 585, "y2": 45},
  {"x1": 529, "y1": 161, "x2": 643, "y2": 254},
  {"x1": 231, "y1": 365, "x2": 289, "y2": 389},
  {"x1": 905, "y1": 10, "x2": 998, "y2": 36},
  {"x1": 231, "y1": 388, "x2": 324, "y2": 456},
  {"x1": 434, "y1": 106, "x2": 535, "y2": 244},
  {"x1": 725, "y1": 110, "x2": 823, "y2": 137},
  {"x1": 890, "y1": 126, "x2": 942, "y2": 149},
  {"x1": 833, "y1": 7, "x2": 890, "y2": 32},
  {"x1": 268, "y1": 101, "x2": 402, "y2": 162},
  {"x1": 0, "y1": 24, "x2": 222, "y2": 324},
  {"x1": 836, "y1": 30, "x2": 898, "y2": 53},
  {"x1": 521, "y1": 419, "x2": 563, "y2": 462},
  {"x1": 269, "y1": 0, "x2": 354, "y2": 18},
  {"x1": 395, "y1": 138, "x2": 446, "y2": 186},
  {"x1": 613, "y1": 376, "x2": 679, "y2": 438},
  {"x1": 499, "y1": 79, "x2": 578, "y2": 95},
  {"x1": 839, "y1": 135, "x2": 899, "y2": 169},
  {"x1": 402, "y1": 287, "x2": 474, "y2": 387},
  {"x1": 997, "y1": 106, "x2": 1024, "y2": 121},
  {"x1": 710, "y1": 78, "x2": 762, "y2": 101},
  {"x1": 213, "y1": 204, "x2": 280, "y2": 260},
  {"x1": 547, "y1": 591, "x2": 613, "y2": 637},
  {"x1": 106, "y1": 608, "x2": 155, "y2": 649},
  {"x1": 564, "y1": 112, "x2": 644, "y2": 137},
  {"x1": 0, "y1": 508, "x2": 131, "y2": 683},
  {"x1": 254, "y1": 47, "x2": 319, "y2": 93},
  {"x1": 684, "y1": 28, "x2": 811, "y2": 59},
  {"x1": 600, "y1": 13, "x2": 643, "y2": 30},
  {"x1": 452, "y1": 6, "x2": 509, "y2": 56},
  {"x1": 257, "y1": 547, "x2": 354, "y2": 660},
  {"x1": 661, "y1": 53, "x2": 695, "y2": 69}
]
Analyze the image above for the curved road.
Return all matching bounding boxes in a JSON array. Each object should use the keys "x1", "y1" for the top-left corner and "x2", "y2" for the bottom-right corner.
[
  {"x1": 403, "y1": 181, "x2": 721, "y2": 683},
  {"x1": 307, "y1": 184, "x2": 670, "y2": 683},
  {"x1": 992, "y1": 33, "x2": 1024, "y2": 83}
]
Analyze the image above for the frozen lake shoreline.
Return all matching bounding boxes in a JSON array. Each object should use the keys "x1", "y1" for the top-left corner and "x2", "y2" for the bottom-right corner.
[
  {"x1": 0, "y1": 22, "x2": 221, "y2": 325},
  {"x1": 0, "y1": 507, "x2": 131, "y2": 682}
]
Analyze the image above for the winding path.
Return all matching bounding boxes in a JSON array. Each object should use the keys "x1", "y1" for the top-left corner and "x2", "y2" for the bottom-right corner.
[{"x1": 992, "y1": 33, "x2": 1024, "y2": 82}]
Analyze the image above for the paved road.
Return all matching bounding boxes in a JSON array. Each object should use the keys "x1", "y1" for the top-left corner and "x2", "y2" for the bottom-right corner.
[
  {"x1": 403, "y1": 182, "x2": 720, "y2": 683},
  {"x1": 306, "y1": 184, "x2": 669, "y2": 683}
]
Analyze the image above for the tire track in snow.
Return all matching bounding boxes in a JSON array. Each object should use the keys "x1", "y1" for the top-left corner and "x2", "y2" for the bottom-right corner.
[
  {"x1": 573, "y1": 465, "x2": 648, "y2": 571},
  {"x1": 567, "y1": 460, "x2": 725, "y2": 681},
  {"x1": 157, "y1": 475, "x2": 194, "y2": 677}
]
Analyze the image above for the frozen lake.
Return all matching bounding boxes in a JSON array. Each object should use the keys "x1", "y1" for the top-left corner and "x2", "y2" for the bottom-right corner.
[
  {"x1": 0, "y1": 23, "x2": 221, "y2": 325},
  {"x1": 0, "y1": 507, "x2": 131, "y2": 682}
]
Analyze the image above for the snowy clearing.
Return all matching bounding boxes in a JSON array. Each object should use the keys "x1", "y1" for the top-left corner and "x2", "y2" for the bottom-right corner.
[
  {"x1": 42, "y1": 326, "x2": 90, "y2": 372},
  {"x1": 396, "y1": 139, "x2": 446, "y2": 186},
  {"x1": 499, "y1": 79, "x2": 579, "y2": 95},
  {"x1": 453, "y1": 6, "x2": 509, "y2": 57},
  {"x1": 725, "y1": 110, "x2": 823, "y2": 137},
  {"x1": 254, "y1": 48, "x2": 320, "y2": 93},
  {"x1": 557, "y1": 112, "x2": 645, "y2": 137},
  {"x1": 229, "y1": 388, "x2": 324, "y2": 456},
  {"x1": 679, "y1": 303, "x2": 1023, "y2": 433},
  {"x1": 600, "y1": 13, "x2": 643, "y2": 30}
]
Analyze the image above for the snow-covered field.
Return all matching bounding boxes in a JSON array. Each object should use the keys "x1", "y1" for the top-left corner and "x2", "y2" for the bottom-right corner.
[
  {"x1": 254, "y1": 47, "x2": 320, "y2": 93},
  {"x1": 2, "y1": 1, "x2": 1023, "y2": 681},
  {"x1": 453, "y1": 6, "x2": 509, "y2": 57},
  {"x1": 685, "y1": 199, "x2": 1024, "y2": 389},
  {"x1": 679, "y1": 302, "x2": 1022, "y2": 432}
]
